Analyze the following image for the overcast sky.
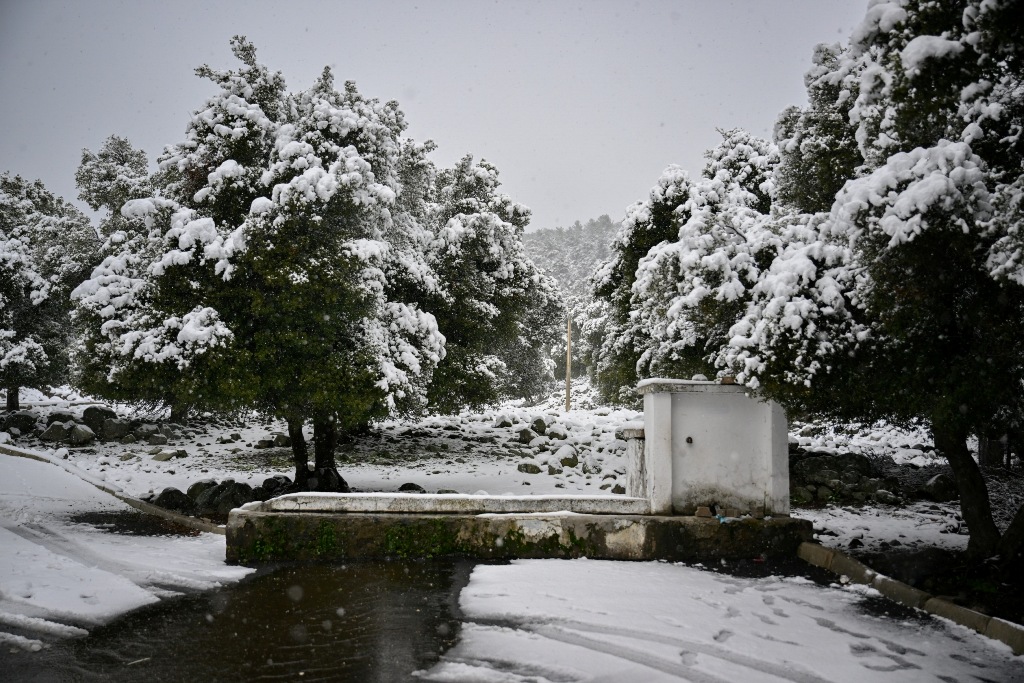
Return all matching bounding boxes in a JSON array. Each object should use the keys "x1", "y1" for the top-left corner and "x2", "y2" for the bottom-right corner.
[{"x1": 1, "y1": 0, "x2": 867, "y2": 231}]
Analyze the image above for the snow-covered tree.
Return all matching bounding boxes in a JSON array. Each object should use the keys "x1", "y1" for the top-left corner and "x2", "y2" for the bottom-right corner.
[
  {"x1": 719, "y1": 0, "x2": 1024, "y2": 561},
  {"x1": 524, "y1": 215, "x2": 620, "y2": 381},
  {"x1": 74, "y1": 38, "x2": 444, "y2": 490},
  {"x1": 588, "y1": 166, "x2": 689, "y2": 404},
  {"x1": 425, "y1": 155, "x2": 564, "y2": 410},
  {"x1": 631, "y1": 129, "x2": 779, "y2": 381},
  {"x1": 73, "y1": 37, "x2": 555, "y2": 486},
  {"x1": 587, "y1": 129, "x2": 778, "y2": 403},
  {"x1": 774, "y1": 44, "x2": 863, "y2": 215},
  {"x1": 0, "y1": 174, "x2": 98, "y2": 410},
  {"x1": 75, "y1": 135, "x2": 153, "y2": 238}
]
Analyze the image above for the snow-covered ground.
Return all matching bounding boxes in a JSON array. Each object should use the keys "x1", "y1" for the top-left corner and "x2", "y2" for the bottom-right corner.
[
  {"x1": 1, "y1": 383, "x2": 1021, "y2": 678},
  {"x1": 0, "y1": 453, "x2": 251, "y2": 653},
  {"x1": 418, "y1": 559, "x2": 1021, "y2": 682}
]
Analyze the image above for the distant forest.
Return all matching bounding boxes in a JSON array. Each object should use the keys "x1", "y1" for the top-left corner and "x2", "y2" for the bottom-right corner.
[
  {"x1": 523, "y1": 215, "x2": 619, "y2": 305},
  {"x1": 524, "y1": 215, "x2": 620, "y2": 380}
]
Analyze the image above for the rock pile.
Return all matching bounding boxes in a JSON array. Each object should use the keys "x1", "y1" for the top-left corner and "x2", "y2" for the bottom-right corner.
[
  {"x1": 1, "y1": 405, "x2": 189, "y2": 447},
  {"x1": 150, "y1": 474, "x2": 294, "y2": 520},
  {"x1": 789, "y1": 446, "x2": 961, "y2": 506},
  {"x1": 789, "y1": 448, "x2": 903, "y2": 505}
]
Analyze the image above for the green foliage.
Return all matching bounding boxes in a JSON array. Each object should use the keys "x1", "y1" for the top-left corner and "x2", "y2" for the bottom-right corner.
[
  {"x1": 0, "y1": 173, "x2": 98, "y2": 401},
  {"x1": 73, "y1": 37, "x2": 558, "y2": 440},
  {"x1": 425, "y1": 155, "x2": 564, "y2": 410}
]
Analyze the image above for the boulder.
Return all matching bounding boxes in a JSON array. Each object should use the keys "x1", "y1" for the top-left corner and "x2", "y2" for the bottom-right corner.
[
  {"x1": 194, "y1": 480, "x2": 255, "y2": 518},
  {"x1": 46, "y1": 410, "x2": 76, "y2": 425},
  {"x1": 67, "y1": 424, "x2": 95, "y2": 445},
  {"x1": 874, "y1": 489, "x2": 900, "y2": 505},
  {"x1": 187, "y1": 479, "x2": 219, "y2": 500},
  {"x1": 790, "y1": 486, "x2": 815, "y2": 505},
  {"x1": 554, "y1": 445, "x2": 579, "y2": 468},
  {"x1": 398, "y1": 482, "x2": 425, "y2": 493},
  {"x1": 152, "y1": 450, "x2": 179, "y2": 462},
  {"x1": 82, "y1": 406, "x2": 117, "y2": 434},
  {"x1": 546, "y1": 423, "x2": 569, "y2": 440},
  {"x1": 517, "y1": 428, "x2": 539, "y2": 444},
  {"x1": 517, "y1": 462, "x2": 542, "y2": 474},
  {"x1": 272, "y1": 433, "x2": 291, "y2": 448},
  {"x1": 135, "y1": 424, "x2": 160, "y2": 439},
  {"x1": 4, "y1": 410, "x2": 40, "y2": 433},
  {"x1": 39, "y1": 421, "x2": 72, "y2": 442},
  {"x1": 255, "y1": 439, "x2": 275, "y2": 449},
  {"x1": 530, "y1": 417, "x2": 547, "y2": 435},
  {"x1": 547, "y1": 463, "x2": 564, "y2": 475},
  {"x1": 922, "y1": 473, "x2": 958, "y2": 502},
  {"x1": 148, "y1": 433, "x2": 169, "y2": 446},
  {"x1": 154, "y1": 487, "x2": 196, "y2": 515},
  {"x1": 261, "y1": 475, "x2": 292, "y2": 496},
  {"x1": 120, "y1": 434, "x2": 137, "y2": 444},
  {"x1": 492, "y1": 414, "x2": 514, "y2": 429},
  {"x1": 100, "y1": 418, "x2": 132, "y2": 441}
]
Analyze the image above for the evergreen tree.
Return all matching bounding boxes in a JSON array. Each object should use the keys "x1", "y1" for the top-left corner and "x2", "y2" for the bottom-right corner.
[
  {"x1": 73, "y1": 37, "x2": 556, "y2": 486},
  {"x1": 587, "y1": 129, "x2": 778, "y2": 402},
  {"x1": 74, "y1": 38, "x2": 444, "y2": 490},
  {"x1": 524, "y1": 215, "x2": 620, "y2": 382},
  {"x1": 75, "y1": 135, "x2": 153, "y2": 238},
  {"x1": 774, "y1": 44, "x2": 863, "y2": 214},
  {"x1": 588, "y1": 165, "x2": 689, "y2": 404},
  {"x1": 722, "y1": 0, "x2": 1024, "y2": 561},
  {"x1": 425, "y1": 155, "x2": 564, "y2": 410},
  {"x1": 0, "y1": 174, "x2": 98, "y2": 410}
]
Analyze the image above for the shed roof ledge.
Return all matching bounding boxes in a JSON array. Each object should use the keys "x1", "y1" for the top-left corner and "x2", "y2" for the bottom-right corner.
[{"x1": 636, "y1": 377, "x2": 752, "y2": 395}]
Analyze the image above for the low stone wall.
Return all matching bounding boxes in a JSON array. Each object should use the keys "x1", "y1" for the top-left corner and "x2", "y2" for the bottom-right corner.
[
  {"x1": 226, "y1": 508, "x2": 812, "y2": 565},
  {"x1": 798, "y1": 542, "x2": 1024, "y2": 655}
]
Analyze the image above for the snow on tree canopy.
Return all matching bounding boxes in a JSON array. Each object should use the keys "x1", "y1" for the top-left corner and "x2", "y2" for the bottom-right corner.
[
  {"x1": 0, "y1": 174, "x2": 98, "y2": 399},
  {"x1": 73, "y1": 36, "x2": 555, "y2": 430}
]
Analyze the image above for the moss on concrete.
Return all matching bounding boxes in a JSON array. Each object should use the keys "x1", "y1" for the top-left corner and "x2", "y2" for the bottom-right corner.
[{"x1": 226, "y1": 510, "x2": 812, "y2": 566}]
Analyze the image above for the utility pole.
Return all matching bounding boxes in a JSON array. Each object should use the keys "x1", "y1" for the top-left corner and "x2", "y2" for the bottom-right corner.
[{"x1": 565, "y1": 314, "x2": 572, "y2": 412}]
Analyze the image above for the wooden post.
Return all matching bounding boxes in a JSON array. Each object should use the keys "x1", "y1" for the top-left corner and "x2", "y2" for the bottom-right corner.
[{"x1": 565, "y1": 315, "x2": 572, "y2": 412}]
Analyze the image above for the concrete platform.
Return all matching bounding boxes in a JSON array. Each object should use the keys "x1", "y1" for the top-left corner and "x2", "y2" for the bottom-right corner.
[
  {"x1": 247, "y1": 492, "x2": 652, "y2": 515},
  {"x1": 226, "y1": 503, "x2": 813, "y2": 565}
]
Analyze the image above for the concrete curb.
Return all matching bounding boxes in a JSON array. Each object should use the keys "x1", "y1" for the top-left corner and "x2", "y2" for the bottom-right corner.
[
  {"x1": 0, "y1": 443, "x2": 225, "y2": 535},
  {"x1": 798, "y1": 541, "x2": 1024, "y2": 656}
]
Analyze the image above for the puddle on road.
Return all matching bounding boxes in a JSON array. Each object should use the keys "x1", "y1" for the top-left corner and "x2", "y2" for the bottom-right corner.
[
  {"x1": 2, "y1": 560, "x2": 473, "y2": 682},
  {"x1": 70, "y1": 510, "x2": 202, "y2": 536}
]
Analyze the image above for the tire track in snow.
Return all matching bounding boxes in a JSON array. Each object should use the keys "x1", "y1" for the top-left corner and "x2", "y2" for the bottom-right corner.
[{"x1": 474, "y1": 616, "x2": 834, "y2": 683}]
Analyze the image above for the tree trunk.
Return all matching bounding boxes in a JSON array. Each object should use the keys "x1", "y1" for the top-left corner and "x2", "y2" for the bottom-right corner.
[
  {"x1": 934, "y1": 421, "x2": 1002, "y2": 558},
  {"x1": 310, "y1": 418, "x2": 350, "y2": 492},
  {"x1": 287, "y1": 416, "x2": 309, "y2": 489},
  {"x1": 978, "y1": 434, "x2": 1004, "y2": 468},
  {"x1": 999, "y1": 502, "x2": 1024, "y2": 568},
  {"x1": 6, "y1": 386, "x2": 19, "y2": 412},
  {"x1": 169, "y1": 402, "x2": 192, "y2": 425}
]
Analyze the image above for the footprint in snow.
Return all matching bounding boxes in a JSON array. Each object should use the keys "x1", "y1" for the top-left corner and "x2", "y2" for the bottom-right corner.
[{"x1": 713, "y1": 629, "x2": 734, "y2": 643}]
